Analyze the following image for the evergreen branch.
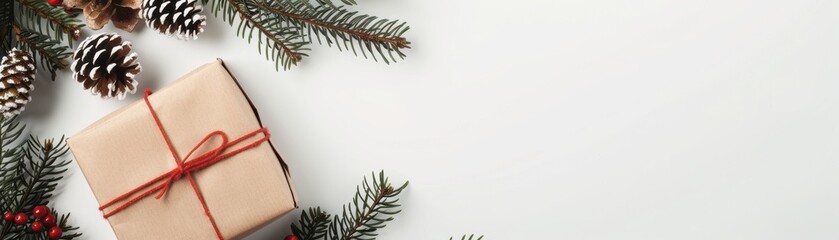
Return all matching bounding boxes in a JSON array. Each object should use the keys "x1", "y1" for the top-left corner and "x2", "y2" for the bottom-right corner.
[
  {"x1": 0, "y1": 118, "x2": 80, "y2": 240},
  {"x1": 16, "y1": 136, "x2": 71, "y2": 212},
  {"x1": 12, "y1": 23, "x2": 73, "y2": 80},
  {"x1": 450, "y1": 235, "x2": 484, "y2": 240},
  {"x1": 256, "y1": 1, "x2": 410, "y2": 64},
  {"x1": 327, "y1": 171, "x2": 408, "y2": 240},
  {"x1": 0, "y1": 116, "x2": 27, "y2": 239},
  {"x1": 204, "y1": 0, "x2": 309, "y2": 70},
  {"x1": 314, "y1": 0, "x2": 357, "y2": 7},
  {"x1": 13, "y1": 0, "x2": 82, "y2": 45},
  {"x1": 0, "y1": 116, "x2": 25, "y2": 228},
  {"x1": 55, "y1": 211, "x2": 82, "y2": 239},
  {"x1": 0, "y1": 0, "x2": 13, "y2": 53},
  {"x1": 291, "y1": 207, "x2": 332, "y2": 240},
  {"x1": 0, "y1": 116, "x2": 25, "y2": 185}
]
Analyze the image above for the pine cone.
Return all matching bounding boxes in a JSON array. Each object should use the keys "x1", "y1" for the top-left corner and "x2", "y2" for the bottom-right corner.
[
  {"x1": 72, "y1": 33, "x2": 142, "y2": 100},
  {"x1": 142, "y1": 0, "x2": 206, "y2": 40},
  {"x1": 64, "y1": 0, "x2": 142, "y2": 32},
  {"x1": 0, "y1": 49, "x2": 36, "y2": 117}
]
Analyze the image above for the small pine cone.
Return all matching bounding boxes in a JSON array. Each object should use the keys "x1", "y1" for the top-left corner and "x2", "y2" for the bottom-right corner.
[
  {"x1": 0, "y1": 49, "x2": 36, "y2": 117},
  {"x1": 72, "y1": 33, "x2": 142, "y2": 100},
  {"x1": 142, "y1": 0, "x2": 207, "y2": 40}
]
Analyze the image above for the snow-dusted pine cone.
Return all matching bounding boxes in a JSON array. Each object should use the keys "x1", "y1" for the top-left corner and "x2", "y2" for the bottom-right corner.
[
  {"x1": 142, "y1": 0, "x2": 206, "y2": 40},
  {"x1": 72, "y1": 33, "x2": 141, "y2": 100},
  {"x1": 0, "y1": 49, "x2": 36, "y2": 117}
]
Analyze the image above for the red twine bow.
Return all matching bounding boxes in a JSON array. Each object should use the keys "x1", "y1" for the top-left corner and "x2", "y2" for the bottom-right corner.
[{"x1": 98, "y1": 89, "x2": 270, "y2": 240}]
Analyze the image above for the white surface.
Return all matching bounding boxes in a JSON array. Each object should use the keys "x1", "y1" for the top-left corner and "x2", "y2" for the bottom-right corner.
[{"x1": 21, "y1": 0, "x2": 839, "y2": 239}]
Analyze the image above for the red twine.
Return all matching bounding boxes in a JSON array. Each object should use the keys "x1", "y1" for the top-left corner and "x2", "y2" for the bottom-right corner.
[{"x1": 98, "y1": 89, "x2": 270, "y2": 240}]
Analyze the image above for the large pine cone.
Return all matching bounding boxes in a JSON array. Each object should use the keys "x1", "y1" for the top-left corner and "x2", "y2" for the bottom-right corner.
[
  {"x1": 72, "y1": 33, "x2": 141, "y2": 100},
  {"x1": 142, "y1": 0, "x2": 206, "y2": 40},
  {"x1": 0, "y1": 49, "x2": 36, "y2": 117}
]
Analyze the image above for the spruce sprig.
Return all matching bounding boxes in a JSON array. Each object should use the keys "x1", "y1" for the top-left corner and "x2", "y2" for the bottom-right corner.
[
  {"x1": 290, "y1": 171, "x2": 408, "y2": 240},
  {"x1": 203, "y1": 0, "x2": 411, "y2": 71},
  {"x1": 450, "y1": 235, "x2": 484, "y2": 240},
  {"x1": 314, "y1": 0, "x2": 356, "y2": 8},
  {"x1": 254, "y1": 0, "x2": 410, "y2": 64},
  {"x1": 291, "y1": 207, "x2": 331, "y2": 240},
  {"x1": 0, "y1": 116, "x2": 80, "y2": 240},
  {"x1": 3, "y1": 0, "x2": 82, "y2": 80},
  {"x1": 12, "y1": 22, "x2": 74, "y2": 80},
  {"x1": 204, "y1": 0, "x2": 309, "y2": 70},
  {"x1": 18, "y1": 136, "x2": 73, "y2": 210},
  {"x1": 327, "y1": 171, "x2": 407, "y2": 240},
  {"x1": 0, "y1": 0, "x2": 14, "y2": 53},
  {"x1": 54, "y1": 210, "x2": 82, "y2": 239},
  {"x1": 0, "y1": 116, "x2": 26, "y2": 201},
  {"x1": 12, "y1": 0, "x2": 82, "y2": 45}
]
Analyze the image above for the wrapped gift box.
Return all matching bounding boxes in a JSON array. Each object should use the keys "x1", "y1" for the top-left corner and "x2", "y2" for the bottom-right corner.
[{"x1": 68, "y1": 59, "x2": 297, "y2": 239}]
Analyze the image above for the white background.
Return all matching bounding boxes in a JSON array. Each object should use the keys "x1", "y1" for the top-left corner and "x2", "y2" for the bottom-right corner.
[{"x1": 19, "y1": 0, "x2": 839, "y2": 239}]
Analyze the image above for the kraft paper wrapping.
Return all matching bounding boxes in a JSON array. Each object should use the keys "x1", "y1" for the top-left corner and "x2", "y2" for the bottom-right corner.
[{"x1": 68, "y1": 59, "x2": 297, "y2": 240}]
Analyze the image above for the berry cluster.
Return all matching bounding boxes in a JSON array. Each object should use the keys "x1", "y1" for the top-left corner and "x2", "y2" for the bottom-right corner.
[{"x1": 3, "y1": 205, "x2": 63, "y2": 239}]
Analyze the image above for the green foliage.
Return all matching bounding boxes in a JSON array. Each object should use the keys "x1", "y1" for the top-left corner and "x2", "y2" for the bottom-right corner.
[
  {"x1": 12, "y1": 0, "x2": 82, "y2": 45},
  {"x1": 450, "y1": 235, "x2": 484, "y2": 240},
  {"x1": 0, "y1": 0, "x2": 13, "y2": 53},
  {"x1": 0, "y1": 117, "x2": 26, "y2": 199},
  {"x1": 13, "y1": 22, "x2": 74, "y2": 80},
  {"x1": 254, "y1": 0, "x2": 410, "y2": 64},
  {"x1": 0, "y1": 117, "x2": 80, "y2": 240},
  {"x1": 9, "y1": 0, "x2": 82, "y2": 80},
  {"x1": 53, "y1": 210, "x2": 82, "y2": 239},
  {"x1": 290, "y1": 171, "x2": 408, "y2": 240},
  {"x1": 18, "y1": 136, "x2": 73, "y2": 210},
  {"x1": 203, "y1": 0, "x2": 411, "y2": 71},
  {"x1": 314, "y1": 0, "x2": 356, "y2": 7},
  {"x1": 291, "y1": 207, "x2": 331, "y2": 240}
]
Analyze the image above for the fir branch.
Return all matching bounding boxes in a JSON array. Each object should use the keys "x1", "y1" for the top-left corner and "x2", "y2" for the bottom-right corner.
[
  {"x1": 204, "y1": 0, "x2": 309, "y2": 70},
  {"x1": 12, "y1": 22, "x2": 73, "y2": 80},
  {"x1": 256, "y1": 1, "x2": 410, "y2": 64},
  {"x1": 204, "y1": 0, "x2": 410, "y2": 70},
  {"x1": 0, "y1": 116, "x2": 25, "y2": 212},
  {"x1": 314, "y1": 0, "x2": 357, "y2": 7},
  {"x1": 17, "y1": 136, "x2": 72, "y2": 212},
  {"x1": 12, "y1": 0, "x2": 82, "y2": 45},
  {"x1": 0, "y1": 116, "x2": 25, "y2": 180},
  {"x1": 55, "y1": 210, "x2": 82, "y2": 239},
  {"x1": 291, "y1": 207, "x2": 332, "y2": 240},
  {"x1": 0, "y1": 1, "x2": 13, "y2": 53},
  {"x1": 450, "y1": 235, "x2": 484, "y2": 240},
  {"x1": 327, "y1": 171, "x2": 408, "y2": 240},
  {"x1": 0, "y1": 119, "x2": 81, "y2": 240}
]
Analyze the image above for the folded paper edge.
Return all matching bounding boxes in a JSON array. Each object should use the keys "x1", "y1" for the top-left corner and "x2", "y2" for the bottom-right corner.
[{"x1": 215, "y1": 58, "x2": 299, "y2": 208}]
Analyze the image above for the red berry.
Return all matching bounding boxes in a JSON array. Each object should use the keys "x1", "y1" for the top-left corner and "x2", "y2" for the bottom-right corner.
[
  {"x1": 43, "y1": 214, "x2": 56, "y2": 227},
  {"x1": 13, "y1": 212, "x2": 27, "y2": 225},
  {"x1": 48, "y1": 226, "x2": 62, "y2": 240},
  {"x1": 33, "y1": 205, "x2": 49, "y2": 218},
  {"x1": 31, "y1": 221, "x2": 44, "y2": 232},
  {"x1": 47, "y1": 0, "x2": 62, "y2": 7},
  {"x1": 284, "y1": 235, "x2": 299, "y2": 240},
  {"x1": 2, "y1": 212, "x2": 12, "y2": 221}
]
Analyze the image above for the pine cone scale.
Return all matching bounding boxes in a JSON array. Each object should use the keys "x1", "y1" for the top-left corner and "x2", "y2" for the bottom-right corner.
[
  {"x1": 0, "y1": 49, "x2": 36, "y2": 117},
  {"x1": 72, "y1": 33, "x2": 141, "y2": 100},
  {"x1": 142, "y1": 0, "x2": 206, "y2": 40}
]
